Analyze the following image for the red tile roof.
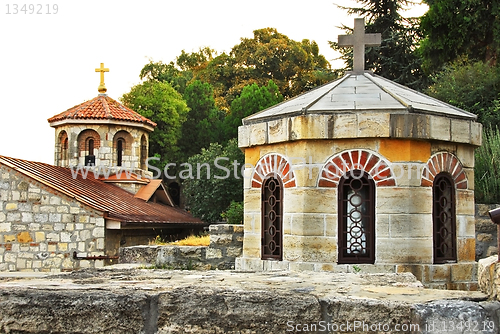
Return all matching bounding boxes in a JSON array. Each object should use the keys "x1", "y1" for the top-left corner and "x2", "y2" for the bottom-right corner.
[
  {"x1": 47, "y1": 95, "x2": 156, "y2": 128},
  {"x1": 0, "y1": 156, "x2": 202, "y2": 225}
]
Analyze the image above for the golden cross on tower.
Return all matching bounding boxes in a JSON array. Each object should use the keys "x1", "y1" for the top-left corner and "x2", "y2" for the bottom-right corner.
[
  {"x1": 95, "y1": 63, "x2": 109, "y2": 94},
  {"x1": 338, "y1": 18, "x2": 381, "y2": 73}
]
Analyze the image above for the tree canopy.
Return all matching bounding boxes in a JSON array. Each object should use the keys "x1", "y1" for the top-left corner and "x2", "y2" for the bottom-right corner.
[
  {"x1": 420, "y1": 0, "x2": 500, "y2": 73},
  {"x1": 182, "y1": 139, "x2": 244, "y2": 223},
  {"x1": 178, "y1": 80, "x2": 224, "y2": 159},
  {"x1": 139, "y1": 28, "x2": 335, "y2": 111},
  {"x1": 331, "y1": 0, "x2": 427, "y2": 90},
  {"x1": 222, "y1": 80, "x2": 284, "y2": 141},
  {"x1": 426, "y1": 58, "x2": 500, "y2": 128},
  {"x1": 120, "y1": 81, "x2": 188, "y2": 166}
]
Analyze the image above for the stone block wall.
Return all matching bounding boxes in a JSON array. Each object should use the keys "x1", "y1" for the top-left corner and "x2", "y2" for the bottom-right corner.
[
  {"x1": 476, "y1": 204, "x2": 499, "y2": 260},
  {"x1": 478, "y1": 256, "x2": 500, "y2": 301},
  {"x1": 53, "y1": 123, "x2": 150, "y2": 171},
  {"x1": 237, "y1": 136, "x2": 478, "y2": 290},
  {"x1": 119, "y1": 224, "x2": 243, "y2": 270},
  {"x1": 239, "y1": 139, "x2": 476, "y2": 265},
  {"x1": 0, "y1": 165, "x2": 105, "y2": 272}
]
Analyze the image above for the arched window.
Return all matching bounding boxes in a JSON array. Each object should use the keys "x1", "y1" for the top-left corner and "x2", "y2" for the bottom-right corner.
[
  {"x1": 338, "y1": 170, "x2": 375, "y2": 264},
  {"x1": 62, "y1": 137, "x2": 68, "y2": 162},
  {"x1": 77, "y1": 129, "x2": 100, "y2": 166},
  {"x1": 117, "y1": 138, "x2": 124, "y2": 167},
  {"x1": 58, "y1": 131, "x2": 68, "y2": 166},
  {"x1": 85, "y1": 138, "x2": 96, "y2": 166},
  {"x1": 113, "y1": 130, "x2": 132, "y2": 167},
  {"x1": 140, "y1": 135, "x2": 148, "y2": 170},
  {"x1": 261, "y1": 176, "x2": 283, "y2": 261},
  {"x1": 88, "y1": 138, "x2": 94, "y2": 156},
  {"x1": 433, "y1": 173, "x2": 457, "y2": 264}
]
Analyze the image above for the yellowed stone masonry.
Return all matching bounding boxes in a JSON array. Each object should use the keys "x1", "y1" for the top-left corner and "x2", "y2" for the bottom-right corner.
[
  {"x1": 0, "y1": 164, "x2": 105, "y2": 272},
  {"x1": 236, "y1": 72, "x2": 482, "y2": 290}
]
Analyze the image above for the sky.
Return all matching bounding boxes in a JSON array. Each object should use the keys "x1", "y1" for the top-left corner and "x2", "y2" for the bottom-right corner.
[{"x1": 0, "y1": 0, "x2": 428, "y2": 164}]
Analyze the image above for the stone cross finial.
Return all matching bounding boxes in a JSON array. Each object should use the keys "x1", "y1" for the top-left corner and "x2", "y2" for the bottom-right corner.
[
  {"x1": 338, "y1": 18, "x2": 381, "y2": 73},
  {"x1": 95, "y1": 63, "x2": 109, "y2": 94}
]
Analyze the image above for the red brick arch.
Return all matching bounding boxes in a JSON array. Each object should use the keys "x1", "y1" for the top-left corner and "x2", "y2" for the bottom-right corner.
[
  {"x1": 421, "y1": 152, "x2": 467, "y2": 189},
  {"x1": 77, "y1": 129, "x2": 101, "y2": 152},
  {"x1": 251, "y1": 153, "x2": 296, "y2": 188},
  {"x1": 318, "y1": 150, "x2": 396, "y2": 188}
]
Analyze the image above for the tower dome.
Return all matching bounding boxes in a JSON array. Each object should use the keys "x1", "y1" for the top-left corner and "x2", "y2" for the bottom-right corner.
[{"x1": 47, "y1": 63, "x2": 156, "y2": 175}]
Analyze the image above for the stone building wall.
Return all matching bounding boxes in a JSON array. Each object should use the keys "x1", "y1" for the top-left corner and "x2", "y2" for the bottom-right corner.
[
  {"x1": 119, "y1": 224, "x2": 243, "y2": 270},
  {"x1": 476, "y1": 204, "x2": 499, "y2": 260},
  {"x1": 0, "y1": 165, "x2": 105, "y2": 272},
  {"x1": 53, "y1": 123, "x2": 149, "y2": 171},
  {"x1": 237, "y1": 135, "x2": 477, "y2": 289}
]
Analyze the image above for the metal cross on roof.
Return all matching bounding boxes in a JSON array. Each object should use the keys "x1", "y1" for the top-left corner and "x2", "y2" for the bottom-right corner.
[
  {"x1": 95, "y1": 63, "x2": 109, "y2": 94},
  {"x1": 338, "y1": 18, "x2": 381, "y2": 73}
]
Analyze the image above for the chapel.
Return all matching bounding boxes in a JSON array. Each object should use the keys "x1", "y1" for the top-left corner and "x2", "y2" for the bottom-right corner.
[
  {"x1": 236, "y1": 19, "x2": 482, "y2": 290},
  {"x1": 0, "y1": 64, "x2": 205, "y2": 272}
]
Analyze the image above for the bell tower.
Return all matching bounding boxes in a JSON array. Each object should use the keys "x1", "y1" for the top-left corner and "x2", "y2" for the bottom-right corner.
[{"x1": 47, "y1": 63, "x2": 156, "y2": 179}]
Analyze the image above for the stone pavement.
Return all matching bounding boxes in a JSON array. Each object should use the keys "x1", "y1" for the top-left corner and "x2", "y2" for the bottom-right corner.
[{"x1": 0, "y1": 268, "x2": 498, "y2": 333}]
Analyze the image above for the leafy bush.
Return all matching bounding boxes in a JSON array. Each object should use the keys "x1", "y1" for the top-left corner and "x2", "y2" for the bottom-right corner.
[
  {"x1": 221, "y1": 201, "x2": 244, "y2": 224},
  {"x1": 426, "y1": 59, "x2": 500, "y2": 128},
  {"x1": 183, "y1": 138, "x2": 244, "y2": 223},
  {"x1": 475, "y1": 127, "x2": 500, "y2": 204}
]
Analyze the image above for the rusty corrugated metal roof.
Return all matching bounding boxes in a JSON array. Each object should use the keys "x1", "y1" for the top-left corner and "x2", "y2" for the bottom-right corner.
[
  {"x1": 47, "y1": 95, "x2": 157, "y2": 128},
  {"x1": 0, "y1": 156, "x2": 202, "y2": 224}
]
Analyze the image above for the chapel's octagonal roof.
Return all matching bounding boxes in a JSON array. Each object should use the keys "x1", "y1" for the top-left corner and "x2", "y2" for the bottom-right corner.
[
  {"x1": 239, "y1": 71, "x2": 482, "y2": 148},
  {"x1": 47, "y1": 94, "x2": 156, "y2": 130},
  {"x1": 243, "y1": 71, "x2": 476, "y2": 126}
]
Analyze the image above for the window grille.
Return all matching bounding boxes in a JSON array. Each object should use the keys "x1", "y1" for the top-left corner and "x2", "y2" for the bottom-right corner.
[
  {"x1": 261, "y1": 176, "x2": 283, "y2": 260},
  {"x1": 338, "y1": 170, "x2": 375, "y2": 264},
  {"x1": 433, "y1": 173, "x2": 457, "y2": 263}
]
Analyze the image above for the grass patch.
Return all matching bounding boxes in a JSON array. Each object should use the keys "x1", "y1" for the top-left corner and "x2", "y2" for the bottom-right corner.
[{"x1": 150, "y1": 234, "x2": 210, "y2": 246}]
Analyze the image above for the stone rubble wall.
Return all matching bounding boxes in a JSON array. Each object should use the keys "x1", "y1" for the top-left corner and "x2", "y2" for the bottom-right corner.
[
  {"x1": 0, "y1": 165, "x2": 105, "y2": 272},
  {"x1": 119, "y1": 224, "x2": 243, "y2": 270},
  {"x1": 476, "y1": 204, "x2": 499, "y2": 260},
  {"x1": 478, "y1": 255, "x2": 500, "y2": 301}
]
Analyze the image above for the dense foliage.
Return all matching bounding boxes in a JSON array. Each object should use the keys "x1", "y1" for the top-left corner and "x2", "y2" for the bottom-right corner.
[
  {"x1": 120, "y1": 81, "x2": 188, "y2": 167},
  {"x1": 222, "y1": 80, "x2": 284, "y2": 141},
  {"x1": 475, "y1": 127, "x2": 500, "y2": 204},
  {"x1": 178, "y1": 80, "x2": 225, "y2": 160},
  {"x1": 426, "y1": 59, "x2": 500, "y2": 128},
  {"x1": 331, "y1": 0, "x2": 427, "y2": 90},
  {"x1": 420, "y1": 0, "x2": 500, "y2": 73},
  {"x1": 140, "y1": 29, "x2": 336, "y2": 111},
  {"x1": 221, "y1": 201, "x2": 244, "y2": 225},
  {"x1": 182, "y1": 139, "x2": 244, "y2": 223}
]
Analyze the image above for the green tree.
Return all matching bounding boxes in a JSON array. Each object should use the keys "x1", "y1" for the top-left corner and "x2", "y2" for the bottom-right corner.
[
  {"x1": 137, "y1": 29, "x2": 335, "y2": 111},
  {"x1": 183, "y1": 139, "x2": 244, "y2": 223},
  {"x1": 420, "y1": 0, "x2": 500, "y2": 73},
  {"x1": 120, "y1": 81, "x2": 189, "y2": 167},
  {"x1": 139, "y1": 60, "x2": 192, "y2": 94},
  {"x1": 331, "y1": 0, "x2": 427, "y2": 90},
  {"x1": 223, "y1": 80, "x2": 284, "y2": 141},
  {"x1": 176, "y1": 47, "x2": 216, "y2": 72},
  {"x1": 230, "y1": 28, "x2": 335, "y2": 99},
  {"x1": 426, "y1": 58, "x2": 500, "y2": 127},
  {"x1": 178, "y1": 80, "x2": 224, "y2": 159}
]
